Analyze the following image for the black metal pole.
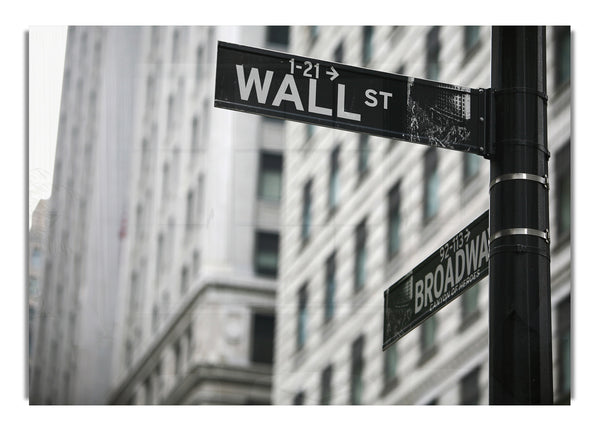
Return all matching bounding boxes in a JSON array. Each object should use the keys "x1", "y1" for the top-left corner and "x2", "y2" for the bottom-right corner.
[{"x1": 488, "y1": 26, "x2": 553, "y2": 404}]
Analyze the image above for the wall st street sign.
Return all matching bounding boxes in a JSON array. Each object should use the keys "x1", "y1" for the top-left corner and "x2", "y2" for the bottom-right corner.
[
  {"x1": 215, "y1": 41, "x2": 488, "y2": 155},
  {"x1": 383, "y1": 211, "x2": 490, "y2": 350}
]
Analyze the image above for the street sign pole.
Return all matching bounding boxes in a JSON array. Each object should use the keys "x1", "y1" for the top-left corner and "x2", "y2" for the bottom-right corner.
[{"x1": 489, "y1": 26, "x2": 553, "y2": 404}]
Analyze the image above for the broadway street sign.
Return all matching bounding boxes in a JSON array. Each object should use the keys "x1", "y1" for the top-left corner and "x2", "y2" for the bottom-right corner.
[
  {"x1": 214, "y1": 41, "x2": 488, "y2": 155},
  {"x1": 383, "y1": 211, "x2": 489, "y2": 350}
]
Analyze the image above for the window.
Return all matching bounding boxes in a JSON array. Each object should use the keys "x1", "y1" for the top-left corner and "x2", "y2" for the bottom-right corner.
[
  {"x1": 171, "y1": 29, "x2": 180, "y2": 63},
  {"x1": 251, "y1": 313, "x2": 275, "y2": 364},
  {"x1": 424, "y1": 148, "x2": 439, "y2": 221},
  {"x1": 293, "y1": 391, "x2": 304, "y2": 405},
  {"x1": 125, "y1": 340, "x2": 133, "y2": 369},
  {"x1": 554, "y1": 26, "x2": 570, "y2": 88},
  {"x1": 555, "y1": 143, "x2": 571, "y2": 242},
  {"x1": 320, "y1": 365, "x2": 333, "y2": 405},
  {"x1": 191, "y1": 116, "x2": 200, "y2": 154},
  {"x1": 31, "y1": 248, "x2": 42, "y2": 268},
  {"x1": 258, "y1": 152, "x2": 283, "y2": 202},
  {"x1": 426, "y1": 26, "x2": 441, "y2": 80},
  {"x1": 254, "y1": 231, "x2": 280, "y2": 277},
  {"x1": 309, "y1": 26, "x2": 319, "y2": 43},
  {"x1": 354, "y1": 219, "x2": 367, "y2": 292},
  {"x1": 186, "y1": 324, "x2": 193, "y2": 361},
  {"x1": 420, "y1": 316, "x2": 437, "y2": 361},
  {"x1": 328, "y1": 146, "x2": 340, "y2": 211},
  {"x1": 161, "y1": 162, "x2": 170, "y2": 203},
  {"x1": 461, "y1": 282, "x2": 480, "y2": 324},
  {"x1": 152, "y1": 304, "x2": 159, "y2": 333},
  {"x1": 266, "y1": 26, "x2": 289, "y2": 46},
  {"x1": 297, "y1": 284, "x2": 308, "y2": 350},
  {"x1": 155, "y1": 234, "x2": 164, "y2": 282},
  {"x1": 301, "y1": 179, "x2": 312, "y2": 242},
  {"x1": 350, "y1": 335, "x2": 364, "y2": 404},
  {"x1": 334, "y1": 41, "x2": 344, "y2": 63},
  {"x1": 362, "y1": 26, "x2": 373, "y2": 65},
  {"x1": 556, "y1": 296, "x2": 571, "y2": 403},
  {"x1": 387, "y1": 181, "x2": 401, "y2": 260},
  {"x1": 167, "y1": 95, "x2": 175, "y2": 130},
  {"x1": 306, "y1": 124, "x2": 315, "y2": 142},
  {"x1": 325, "y1": 252, "x2": 336, "y2": 322},
  {"x1": 358, "y1": 135, "x2": 369, "y2": 177},
  {"x1": 185, "y1": 189, "x2": 194, "y2": 232},
  {"x1": 173, "y1": 341, "x2": 181, "y2": 375},
  {"x1": 29, "y1": 277, "x2": 38, "y2": 297},
  {"x1": 180, "y1": 266, "x2": 189, "y2": 295},
  {"x1": 460, "y1": 366, "x2": 480, "y2": 405},
  {"x1": 383, "y1": 345, "x2": 398, "y2": 390},
  {"x1": 463, "y1": 152, "x2": 480, "y2": 182},
  {"x1": 129, "y1": 272, "x2": 139, "y2": 317},
  {"x1": 195, "y1": 46, "x2": 204, "y2": 85},
  {"x1": 155, "y1": 362, "x2": 163, "y2": 402},
  {"x1": 192, "y1": 250, "x2": 200, "y2": 276},
  {"x1": 464, "y1": 26, "x2": 480, "y2": 55}
]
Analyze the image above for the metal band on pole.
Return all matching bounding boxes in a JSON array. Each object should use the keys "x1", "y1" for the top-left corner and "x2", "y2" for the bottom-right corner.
[
  {"x1": 489, "y1": 173, "x2": 548, "y2": 190},
  {"x1": 490, "y1": 227, "x2": 550, "y2": 244}
]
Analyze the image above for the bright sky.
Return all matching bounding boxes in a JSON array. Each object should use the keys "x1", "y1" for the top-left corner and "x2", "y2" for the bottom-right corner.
[{"x1": 28, "y1": 26, "x2": 67, "y2": 228}]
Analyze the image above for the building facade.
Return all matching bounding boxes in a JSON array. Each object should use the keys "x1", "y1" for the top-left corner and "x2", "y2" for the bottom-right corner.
[
  {"x1": 28, "y1": 198, "x2": 49, "y2": 385},
  {"x1": 29, "y1": 27, "x2": 140, "y2": 404},
  {"x1": 109, "y1": 26, "x2": 289, "y2": 405},
  {"x1": 273, "y1": 26, "x2": 571, "y2": 405}
]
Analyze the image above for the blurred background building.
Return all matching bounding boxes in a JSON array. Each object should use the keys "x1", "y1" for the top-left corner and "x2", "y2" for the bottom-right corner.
[
  {"x1": 29, "y1": 25, "x2": 570, "y2": 405},
  {"x1": 29, "y1": 26, "x2": 140, "y2": 404},
  {"x1": 272, "y1": 26, "x2": 570, "y2": 405},
  {"x1": 108, "y1": 26, "x2": 288, "y2": 404},
  {"x1": 28, "y1": 198, "x2": 49, "y2": 384}
]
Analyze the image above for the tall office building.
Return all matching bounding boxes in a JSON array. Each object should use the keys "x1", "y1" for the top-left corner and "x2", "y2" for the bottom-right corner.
[
  {"x1": 28, "y1": 198, "x2": 49, "y2": 384},
  {"x1": 29, "y1": 27, "x2": 140, "y2": 404},
  {"x1": 273, "y1": 26, "x2": 571, "y2": 405},
  {"x1": 109, "y1": 26, "x2": 288, "y2": 404}
]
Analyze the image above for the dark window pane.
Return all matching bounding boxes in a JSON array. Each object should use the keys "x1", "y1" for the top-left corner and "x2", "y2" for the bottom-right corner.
[
  {"x1": 266, "y1": 26, "x2": 289, "y2": 46},
  {"x1": 258, "y1": 152, "x2": 283, "y2": 202},
  {"x1": 464, "y1": 26, "x2": 480, "y2": 53},
  {"x1": 358, "y1": 135, "x2": 369, "y2": 175},
  {"x1": 301, "y1": 180, "x2": 312, "y2": 241},
  {"x1": 350, "y1": 336, "x2": 364, "y2": 404},
  {"x1": 320, "y1": 365, "x2": 333, "y2": 405},
  {"x1": 384, "y1": 344, "x2": 397, "y2": 385},
  {"x1": 325, "y1": 253, "x2": 336, "y2": 322},
  {"x1": 251, "y1": 313, "x2": 275, "y2": 364},
  {"x1": 461, "y1": 282, "x2": 479, "y2": 319},
  {"x1": 334, "y1": 41, "x2": 344, "y2": 63},
  {"x1": 362, "y1": 26, "x2": 373, "y2": 65},
  {"x1": 254, "y1": 231, "x2": 279, "y2": 277},
  {"x1": 426, "y1": 27, "x2": 441, "y2": 80},
  {"x1": 424, "y1": 148, "x2": 439, "y2": 220},
  {"x1": 329, "y1": 146, "x2": 340, "y2": 210},
  {"x1": 297, "y1": 285, "x2": 308, "y2": 350},
  {"x1": 354, "y1": 219, "x2": 367, "y2": 291},
  {"x1": 460, "y1": 366, "x2": 480, "y2": 405},
  {"x1": 463, "y1": 152, "x2": 480, "y2": 182},
  {"x1": 420, "y1": 315, "x2": 436, "y2": 354},
  {"x1": 387, "y1": 181, "x2": 401, "y2": 259}
]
